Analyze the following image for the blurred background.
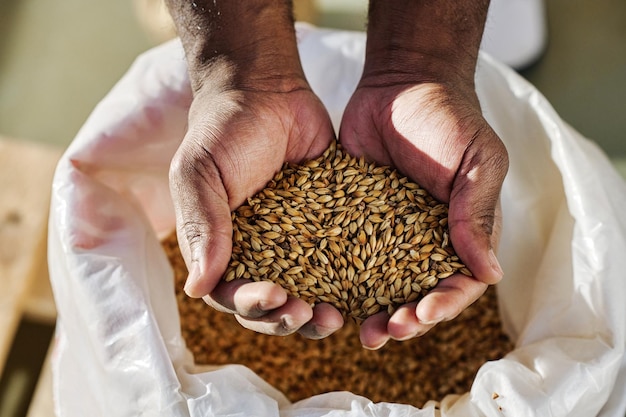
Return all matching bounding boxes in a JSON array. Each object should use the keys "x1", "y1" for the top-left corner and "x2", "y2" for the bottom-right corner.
[
  {"x1": 1, "y1": 0, "x2": 625, "y2": 163},
  {"x1": 0, "y1": 0, "x2": 624, "y2": 416}
]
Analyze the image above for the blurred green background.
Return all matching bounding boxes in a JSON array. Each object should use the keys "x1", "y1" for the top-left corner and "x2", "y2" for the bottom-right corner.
[{"x1": 1, "y1": 0, "x2": 625, "y2": 167}]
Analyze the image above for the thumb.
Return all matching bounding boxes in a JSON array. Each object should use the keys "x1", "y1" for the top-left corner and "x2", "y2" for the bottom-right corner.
[
  {"x1": 448, "y1": 133, "x2": 508, "y2": 285},
  {"x1": 169, "y1": 147, "x2": 234, "y2": 298}
]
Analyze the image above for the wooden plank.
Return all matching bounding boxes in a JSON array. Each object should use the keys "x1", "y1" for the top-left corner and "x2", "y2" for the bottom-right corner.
[
  {"x1": 26, "y1": 340, "x2": 55, "y2": 417},
  {"x1": 0, "y1": 138, "x2": 62, "y2": 376},
  {"x1": 22, "y1": 247, "x2": 57, "y2": 324}
]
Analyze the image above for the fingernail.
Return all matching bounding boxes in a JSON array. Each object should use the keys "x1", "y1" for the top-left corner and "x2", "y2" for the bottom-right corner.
[
  {"x1": 362, "y1": 339, "x2": 389, "y2": 350},
  {"x1": 420, "y1": 317, "x2": 443, "y2": 326},
  {"x1": 419, "y1": 311, "x2": 446, "y2": 325},
  {"x1": 184, "y1": 262, "x2": 201, "y2": 297},
  {"x1": 303, "y1": 325, "x2": 324, "y2": 340},
  {"x1": 280, "y1": 315, "x2": 296, "y2": 333},
  {"x1": 362, "y1": 335, "x2": 390, "y2": 350},
  {"x1": 393, "y1": 332, "x2": 422, "y2": 342},
  {"x1": 489, "y1": 249, "x2": 504, "y2": 279}
]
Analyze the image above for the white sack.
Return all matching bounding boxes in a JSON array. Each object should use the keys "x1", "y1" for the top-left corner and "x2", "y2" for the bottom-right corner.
[{"x1": 48, "y1": 24, "x2": 626, "y2": 417}]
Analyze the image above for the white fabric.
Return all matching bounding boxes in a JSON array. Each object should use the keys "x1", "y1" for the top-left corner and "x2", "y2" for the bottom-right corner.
[
  {"x1": 481, "y1": 0, "x2": 547, "y2": 69},
  {"x1": 48, "y1": 24, "x2": 626, "y2": 417}
]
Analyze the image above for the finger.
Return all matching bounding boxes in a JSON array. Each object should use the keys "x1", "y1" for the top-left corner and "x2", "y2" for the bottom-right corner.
[
  {"x1": 360, "y1": 312, "x2": 391, "y2": 350},
  {"x1": 449, "y1": 130, "x2": 508, "y2": 284},
  {"x1": 387, "y1": 302, "x2": 435, "y2": 340},
  {"x1": 298, "y1": 303, "x2": 344, "y2": 339},
  {"x1": 169, "y1": 139, "x2": 235, "y2": 298},
  {"x1": 233, "y1": 296, "x2": 313, "y2": 336},
  {"x1": 203, "y1": 280, "x2": 288, "y2": 318},
  {"x1": 414, "y1": 273, "x2": 488, "y2": 325}
]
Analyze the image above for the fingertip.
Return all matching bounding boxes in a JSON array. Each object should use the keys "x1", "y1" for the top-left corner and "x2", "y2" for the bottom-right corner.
[
  {"x1": 462, "y1": 248, "x2": 503, "y2": 286},
  {"x1": 387, "y1": 303, "x2": 421, "y2": 340},
  {"x1": 486, "y1": 249, "x2": 504, "y2": 284},
  {"x1": 250, "y1": 281, "x2": 290, "y2": 312},
  {"x1": 181, "y1": 237, "x2": 231, "y2": 298},
  {"x1": 415, "y1": 274, "x2": 488, "y2": 325},
  {"x1": 231, "y1": 295, "x2": 312, "y2": 337},
  {"x1": 362, "y1": 337, "x2": 390, "y2": 351},
  {"x1": 415, "y1": 305, "x2": 445, "y2": 326},
  {"x1": 213, "y1": 280, "x2": 288, "y2": 317},
  {"x1": 280, "y1": 297, "x2": 315, "y2": 331},
  {"x1": 183, "y1": 262, "x2": 207, "y2": 298},
  {"x1": 360, "y1": 312, "x2": 391, "y2": 350},
  {"x1": 414, "y1": 289, "x2": 453, "y2": 325},
  {"x1": 314, "y1": 303, "x2": 345, "y2": 328},
  {"x1": 450, "y1": 228, "x2": 503, "y2": 285},
  {"x1": 302, "y1": 303, "x2": 344, "y2": 339}
]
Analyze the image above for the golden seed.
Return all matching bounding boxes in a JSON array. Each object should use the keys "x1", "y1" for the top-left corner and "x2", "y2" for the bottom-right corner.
[
  {"x1": 366, "y1": 304, "x2": 381, "y2": 316},
  {"x1": 260, "y1": 250, "x2": 275, "y2": 258},
  {"x1": 224, "y1": 268, "x2": 236, "y2": 282},
  {"x1": 272, "y1": 258, "x2": 286, "y2": 270},
  {"x1": 256, "y1": 220, "x2": 272, "y2": 231},
  {"x1": 352, "y1": 255, "x2": 366, "y2": 272},
  {"x1": 286, "y1": 266, "x2": 303, "y2": 275},
  {"x1": 316, "y1": 249, "x2": 330, "y2": 265},
  {"x1": 263, "y1": 231, "x2": 281, "y2": 240},
  {"x1": 259, "y1": 258, "x2": 274, "y2": 267},
  {"x1": 430, "y1": 253, "x2": 447, "y2": 262},
  {"x1": 376, "y1": 296, "x2": 392, "y2": 306},
  {"x1": 356, "y1": 229, "x2": 367, "y2": 245},
  {"x1": 361, "y1": 297, "x2": 376, "y2": 310},
  {"x1": 235, "y1": 263, "x2": 245, "y2": 279},
  {"x1": 326, "y1": 225, "x2": 343, "y2": 237},
  {"x1": 460, "y1": 267, "x2": 473, "y2": 277}
]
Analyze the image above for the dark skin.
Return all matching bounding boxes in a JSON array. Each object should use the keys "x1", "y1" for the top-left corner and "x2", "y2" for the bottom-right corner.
[{"x1": 165, "y1": 0, "x2": 509, "y2": 349}]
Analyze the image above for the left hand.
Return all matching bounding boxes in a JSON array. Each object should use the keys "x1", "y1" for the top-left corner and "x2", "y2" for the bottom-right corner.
[{"x1": 339, "y1": 78, "x2": 508, "y2": 349}]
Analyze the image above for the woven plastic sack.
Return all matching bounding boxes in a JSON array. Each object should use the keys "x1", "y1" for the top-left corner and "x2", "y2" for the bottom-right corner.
[{"x1": 48, "y1": 24, "x2": 626, "y2": 417}]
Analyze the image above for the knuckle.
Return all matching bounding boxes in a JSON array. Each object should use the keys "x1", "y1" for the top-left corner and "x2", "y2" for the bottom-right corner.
[
  {"x1": 275, "y1": 316, "x2": 298, "y2": 336},
  {"x1": 449, "y1": 207, "x2": 496, "y2": 237},
  {"x1": 180, "y1": 220, "x2": 207, "y2": 255}
]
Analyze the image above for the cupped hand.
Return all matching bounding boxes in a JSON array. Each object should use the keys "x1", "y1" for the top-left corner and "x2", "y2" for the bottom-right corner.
[
  {"x1": 339, "y1": 79, "x2": 509, "y2": 349},
  {"x1": 169, "y1": 76, "x2": 343, "y2": 338}
]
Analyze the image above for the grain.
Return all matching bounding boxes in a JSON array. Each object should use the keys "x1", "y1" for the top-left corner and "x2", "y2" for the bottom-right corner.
[
  {"x1": 162, "y1": 141, "x2": 513, "y2": 406},
  {"x1": 224, "y1": 141, "x2": 471, "y2": 321},
  {"x1": 163, "y1": 233, "x2": 514, "y2": 407}
]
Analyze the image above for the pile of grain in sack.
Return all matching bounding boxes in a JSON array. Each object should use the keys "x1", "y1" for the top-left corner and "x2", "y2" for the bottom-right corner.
[{"x1": 163, "y1": 141, "x2": 513, "y2": 406}]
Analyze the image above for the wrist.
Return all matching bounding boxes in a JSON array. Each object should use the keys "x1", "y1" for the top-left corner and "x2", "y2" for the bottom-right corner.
[
  {"x1": 166, "y1": 0, "x2": 307, "y2": 93},
  {"x1": 363, "y1": 0, "x2": 489, "y2": 87}
]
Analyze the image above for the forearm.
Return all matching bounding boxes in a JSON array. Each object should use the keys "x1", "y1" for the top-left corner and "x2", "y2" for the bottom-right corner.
[
  {"x1": 165, "y1": 0, "x2": 305, "y2": 92},
  {"x1": 365, "y1": 0, "x2": 490, "y2": 85}
]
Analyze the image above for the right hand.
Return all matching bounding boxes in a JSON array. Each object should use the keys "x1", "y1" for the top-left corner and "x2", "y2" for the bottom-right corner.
[
  {"x1": 339, "y1": 79, "x2": 507, "y2": 349},
  {"x1": 169, "y1": 73, "x2": 344, "y2": 338}
]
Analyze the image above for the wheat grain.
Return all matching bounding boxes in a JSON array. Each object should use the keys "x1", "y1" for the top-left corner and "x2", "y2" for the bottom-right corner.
[{"x1": 224, "y1": 141, "x2": 472, "y2": 321}]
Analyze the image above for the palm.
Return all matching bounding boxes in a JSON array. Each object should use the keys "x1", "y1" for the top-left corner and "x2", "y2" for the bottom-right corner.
[
  {"x1": 183, "y1": 88, "x2": 334, "y2": 209},
  {"x1": 341, "y1": 83, "x2": 484, "y2": 200},
  {"x1": 339, "y1": 82, "x2": 508, "y2": 347},
  {"x1": 170, "y1": 87, "x2": 341, "y2": 337}
]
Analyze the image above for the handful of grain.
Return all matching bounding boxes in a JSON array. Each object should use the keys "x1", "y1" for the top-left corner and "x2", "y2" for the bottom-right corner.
[{"x1": 225, "y1": 140, "x2": 471, "y2": 320}]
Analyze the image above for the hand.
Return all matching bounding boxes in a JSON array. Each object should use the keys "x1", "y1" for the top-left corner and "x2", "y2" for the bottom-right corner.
[
  {"x1": 339, "y1": 79, "x2": 508, "y2": 349},
  {"x1": 166, "y1": 0, "x2": 345, "y2": 339},
  {"x1": 169, "y1": 72, "x2": 344, "y2": 338}
]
